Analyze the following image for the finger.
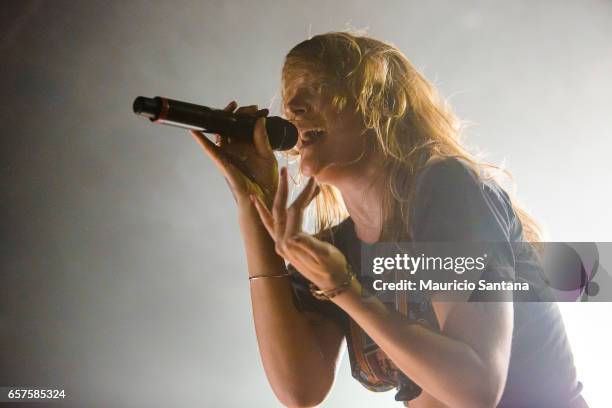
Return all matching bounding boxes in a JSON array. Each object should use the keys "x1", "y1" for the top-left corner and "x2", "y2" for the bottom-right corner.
[
  {"x1": 272, "y1": 167, "x2": 289, "y2": 238},
  {"x1": 212, "y1": 102, "x2": 237, "y2": 147},
  {"x1": 235, "y1": 105, "x2": 258, "y2": 115},
  {"x1": 256, "y1": 108, "x2": 269, "y2": 117},
  {"x1": 284, "y1": 205, "x2": 300, "y2": 242},
  {"x1": 289, "y1": 177, "x2": 319, "y2": 212},
  {"x1": 253, "y1": 116, "x2": 273, "y2": 156},
  {"x1": 251, "y1": 195, "x2": 275, "y2": 237},
  {"x1": 289, "y1": 233, "x2": 331, "y2": 261},
  {"x1": 211, "y1": 101, "x2": 238, "y2": 147},
  {"x1": 284, "y1": 179, "x2": 318, "y2": 240},
  {"x1": 223, "y1": 100, "x2": 238, "y2": 112}
]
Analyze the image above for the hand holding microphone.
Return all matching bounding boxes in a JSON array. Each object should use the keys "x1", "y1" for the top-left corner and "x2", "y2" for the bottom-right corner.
[
  {"x1": 133, "y1": 96, "x2": 297, "y2": 151},
  {"x1": 133, "y1": 96, "x2": 296, "y2": 207},
  {"x1": 192, "y1": 101, "x2": 281, "y2": 208}
]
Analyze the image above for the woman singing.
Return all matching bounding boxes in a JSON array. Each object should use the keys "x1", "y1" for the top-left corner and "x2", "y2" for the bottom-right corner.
[{"x1": 192, "y1": 32, "x2": 586, "y2": 407}]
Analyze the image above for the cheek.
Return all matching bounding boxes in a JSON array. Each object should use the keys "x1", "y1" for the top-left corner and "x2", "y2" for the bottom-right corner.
[
  {"x1": 298, "y1": 109, "x2": 367, "y2": 176},
  {"x1": 326, "y1": 117, "x2": 367, "y2": 157}
]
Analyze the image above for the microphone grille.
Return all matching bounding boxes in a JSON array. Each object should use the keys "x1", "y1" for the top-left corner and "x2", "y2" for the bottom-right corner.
[{"x1": 265, "y1": 117, "x2": 298, "y2": 151}]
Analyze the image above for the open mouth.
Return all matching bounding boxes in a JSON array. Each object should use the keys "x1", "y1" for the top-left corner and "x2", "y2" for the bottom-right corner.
[{"x1": 299, "y1": 129, "x2": 326, "y2": 149}]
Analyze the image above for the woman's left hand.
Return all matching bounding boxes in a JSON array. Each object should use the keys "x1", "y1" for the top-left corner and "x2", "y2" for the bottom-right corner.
[{"x1": 251, "y1": 167, "x2": 350, "y2": 291}]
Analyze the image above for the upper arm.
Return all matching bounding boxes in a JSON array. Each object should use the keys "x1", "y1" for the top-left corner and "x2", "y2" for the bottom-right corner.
[
  {"x1": 432, "y1": 299, "x2": 513, "y2": 381},
  {"x1": 302, "y1": 310, "x2": 346, "y2": 374},
  {"x1": 288, "y1": 262, "x2": 346, "y2": 376}
]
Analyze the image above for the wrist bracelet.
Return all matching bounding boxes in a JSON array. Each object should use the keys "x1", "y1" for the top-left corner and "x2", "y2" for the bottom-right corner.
[
  {"x1": 249, "y1": 272, "x2": 290, "y2": 282},
  {"x1": 309, "y1": 264, "x2": 355, "y2": 301}
]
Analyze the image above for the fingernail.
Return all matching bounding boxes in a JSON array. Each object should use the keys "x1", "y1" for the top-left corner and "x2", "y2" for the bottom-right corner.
[{"x1": 291, "y1": 234, "x2": 301, "y2": 241}]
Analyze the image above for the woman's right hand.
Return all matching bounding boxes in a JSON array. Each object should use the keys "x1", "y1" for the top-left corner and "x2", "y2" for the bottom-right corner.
[{"x1": 191, "y1": 101, "x2": 279, "y2": 210}]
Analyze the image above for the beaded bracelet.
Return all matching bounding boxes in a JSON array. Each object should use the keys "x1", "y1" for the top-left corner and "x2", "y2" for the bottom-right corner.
[{"x1": 309, "y1": 264, "x2": 355, "y2": 301}]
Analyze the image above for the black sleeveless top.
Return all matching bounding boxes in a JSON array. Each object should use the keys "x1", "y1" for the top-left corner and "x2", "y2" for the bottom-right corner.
[{"x1": 289, "y1": 157, "x2": 583, "y2": 406}]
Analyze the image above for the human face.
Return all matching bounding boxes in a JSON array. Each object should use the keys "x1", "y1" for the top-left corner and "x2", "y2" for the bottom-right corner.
[{"x1": 283, "y1": 75, "x2": 371, "y2": 183}]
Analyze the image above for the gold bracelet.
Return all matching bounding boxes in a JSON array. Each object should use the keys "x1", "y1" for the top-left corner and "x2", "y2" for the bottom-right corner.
[
  {"x1": 249, "y1": 272, "x2": 290, "y2": 282},
  {"x1": 309, "y1": 264, "x2": 355, "y2": 301}
]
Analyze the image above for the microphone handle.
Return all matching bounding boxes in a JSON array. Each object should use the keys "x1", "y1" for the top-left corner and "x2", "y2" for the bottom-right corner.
[{"x1": 133, "y1": 96, "x2": 297, "y2": 151}]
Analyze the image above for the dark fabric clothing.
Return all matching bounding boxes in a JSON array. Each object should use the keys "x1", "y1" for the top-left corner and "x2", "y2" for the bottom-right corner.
[{"x1": 289, "y1": 157, "x2": 583, "y2": 406}]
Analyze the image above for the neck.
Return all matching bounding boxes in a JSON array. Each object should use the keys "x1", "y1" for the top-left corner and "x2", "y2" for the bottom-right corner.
[{"x1": 329, "y1": 153, "x2": 386, "y2": 244}]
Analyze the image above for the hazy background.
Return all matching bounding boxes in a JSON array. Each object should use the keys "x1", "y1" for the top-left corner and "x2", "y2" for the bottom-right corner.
[{"x1": 1, "y1": 0, "x2": 611, "y2": 406}]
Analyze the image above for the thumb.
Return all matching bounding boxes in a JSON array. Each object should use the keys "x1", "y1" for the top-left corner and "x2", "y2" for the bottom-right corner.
[{"x1": 253, "y1": 116, "x2": 273, "y2": 156}]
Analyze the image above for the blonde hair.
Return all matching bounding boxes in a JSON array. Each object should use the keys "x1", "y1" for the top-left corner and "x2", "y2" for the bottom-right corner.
[{"x1": 282, "y1": 31, "x2": 541, "y2": 245}]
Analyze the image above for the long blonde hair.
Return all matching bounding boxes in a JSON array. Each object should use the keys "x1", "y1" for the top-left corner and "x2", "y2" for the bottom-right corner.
[{"x1": 282, "y1": 32, "x2": 541, "y2": 245}]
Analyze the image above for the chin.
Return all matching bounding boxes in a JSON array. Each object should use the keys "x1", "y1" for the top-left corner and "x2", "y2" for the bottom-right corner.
[
  {"x1": 299, "y1": 160, "x2": 318, "y2": 177},
  {"x1": 300, "y1": 160, "x2": 339, "y2": 185},
  {"x1": 299, "y1": 154, "x2": 329, "y2": 177}
]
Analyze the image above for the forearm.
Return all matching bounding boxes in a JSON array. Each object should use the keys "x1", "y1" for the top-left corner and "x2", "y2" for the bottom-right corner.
[
  {"x1": 238, "y1": 202, "x2": 335, "y2": 405},
  {"x1": 332, "y1": 280, "x2": 499, "y2": 408}
]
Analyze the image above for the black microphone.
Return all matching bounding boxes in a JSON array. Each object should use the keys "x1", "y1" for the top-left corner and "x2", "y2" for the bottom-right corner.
[{"x1": 133, "y1": 96, "x2": 298, "y2": 151}]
